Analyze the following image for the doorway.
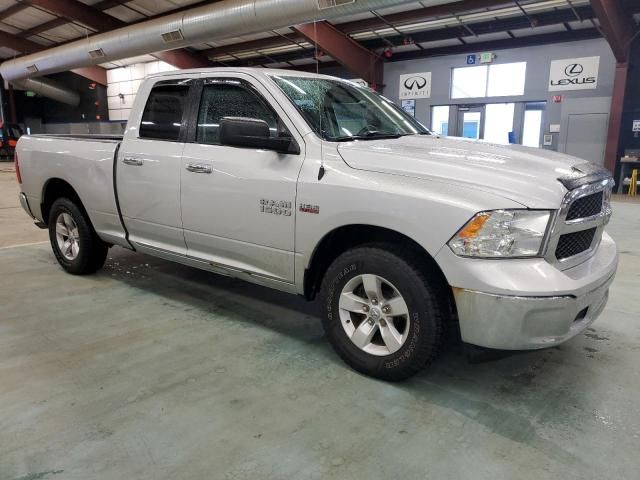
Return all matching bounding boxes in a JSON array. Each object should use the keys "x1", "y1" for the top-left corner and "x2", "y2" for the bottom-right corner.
[{"x1": 456, "y1": 105, "x2": 484, "y2": 139}]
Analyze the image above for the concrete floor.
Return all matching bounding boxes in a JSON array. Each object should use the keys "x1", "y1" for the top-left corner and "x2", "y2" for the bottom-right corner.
[{"x1": 1, "y1": 167, "x2": 639, "y2": 480}]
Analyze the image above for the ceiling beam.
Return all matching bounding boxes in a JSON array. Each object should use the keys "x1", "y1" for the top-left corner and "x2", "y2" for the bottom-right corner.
[
  {"x1": 0, "y1": 3, "x2": 29, "y2": 21},
  {"x1": 590, "y1": 0, "x2": 636, "y2": 63},
  {"x1": 22, "y1": 0, "x2": 123, "y2": 30},
  {"x1": 70, "y1": 66, "x2": 107, "y2": 85},
  {"x1": 338, "y1": 0, "x2": 514, "y2": 34},
  {"x1": 20, "y1": 0, "x2": 212, "y2": 69},
  {"x1": 0, "y1": 30, "x2": 42, "y2": 54},
  {"x1": 292, "y1": 21, "x2": 382, "y2": 86}
]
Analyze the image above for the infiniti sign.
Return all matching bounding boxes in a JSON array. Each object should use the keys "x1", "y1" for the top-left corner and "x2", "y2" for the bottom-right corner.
[
  {"x1": 549, "y1": 56, "x2": 599, "y2": 91},
  {"x1": 403, "y1": 76, "x2": 428, "y2": 90},
  {"x1": 399, "y1": 71, "x2": 432, "y2": 99}
]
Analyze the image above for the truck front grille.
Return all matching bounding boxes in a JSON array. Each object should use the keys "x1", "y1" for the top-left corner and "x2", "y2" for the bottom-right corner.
[
  {"x1": 566, "y1": 191, "x2": 603, "y2": 220},
  {"x1": 545, "y1": 176, "x2": 613, "y2": 269},
  {"x1": 555, "y1": 228, "x2": 597, "y2": 260}
]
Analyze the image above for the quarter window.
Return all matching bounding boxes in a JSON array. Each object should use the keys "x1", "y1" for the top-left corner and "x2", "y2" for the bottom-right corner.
[
  {"x1": 139, "y1": 84, "x2": 189, "y2": 141},
  {"x1": 196, "y1": 82, "x2": 278, "y2": 145}
]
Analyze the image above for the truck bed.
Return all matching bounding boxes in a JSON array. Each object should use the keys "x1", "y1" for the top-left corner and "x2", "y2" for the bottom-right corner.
[{"x1": 17, "y1": 134, "x2": 127, "y2": 247}]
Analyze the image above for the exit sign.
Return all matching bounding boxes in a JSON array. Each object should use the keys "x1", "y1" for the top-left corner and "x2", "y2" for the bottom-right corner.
[{"x1": 479, "y1": 52, "x2": 493, "y2": 63}]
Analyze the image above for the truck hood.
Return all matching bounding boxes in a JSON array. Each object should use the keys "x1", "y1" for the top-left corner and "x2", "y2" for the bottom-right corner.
[{"x1": 336, "y1": 135, "x2": 589, "y2": 208}]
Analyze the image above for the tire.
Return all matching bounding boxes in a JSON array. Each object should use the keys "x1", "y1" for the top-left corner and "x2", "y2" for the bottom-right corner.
[
  {"x1": 319, "y1": 245, "x2": 443, "y2": 381},
  {"x1": 48, "y1": 197, "x2": 108, "y2": 275}
]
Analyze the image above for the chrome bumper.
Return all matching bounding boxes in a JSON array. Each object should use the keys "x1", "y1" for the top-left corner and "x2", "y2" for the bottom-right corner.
[
  {"x1": 454, "y1": 273, "x2": 614, "y2": 350},
  {"x1": 438, "y1": 231, "x2": 618, "y2": 350},
  {"x1": 19, "y1": 192, "x2": 34, "y2": 218}
]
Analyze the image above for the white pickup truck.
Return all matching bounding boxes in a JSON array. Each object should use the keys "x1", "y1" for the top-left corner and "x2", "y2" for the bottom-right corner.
[{"x1": 16, "y1": 68, "x2": 617, "y2": 380}]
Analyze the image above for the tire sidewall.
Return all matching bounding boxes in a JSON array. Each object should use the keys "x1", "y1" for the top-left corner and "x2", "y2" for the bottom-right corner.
[
  {"x1": 48, "y1": 198, "x2": 95, "y2": 274},
  {"x1": 322, "y1": 249, "x2": 438, "y2": 378}
]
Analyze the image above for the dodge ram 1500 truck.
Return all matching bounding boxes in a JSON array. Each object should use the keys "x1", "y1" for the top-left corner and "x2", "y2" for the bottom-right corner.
[{"x1": 16, "y1": 68, "x2": 618, "y2": 380}]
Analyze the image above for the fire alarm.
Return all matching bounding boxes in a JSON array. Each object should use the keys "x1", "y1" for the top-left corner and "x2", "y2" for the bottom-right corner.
[
  {"x1": 553, "y1": 95, "x2": 562, "y2": 103},
  {"x1": 383, "y1": 48, "x2": 393, "y2": 58},
  {"x1": 88, "y1": 83, "x2": 96, "y2": 90}
]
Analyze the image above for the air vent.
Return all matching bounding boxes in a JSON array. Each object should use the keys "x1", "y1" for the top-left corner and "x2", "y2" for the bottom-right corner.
[
  {"x1": 88, "y1": 48, "x2": 106, "y2": 59},
  {"x1": 317, "y1": 0, "x2": 355, "y2": 9},
  {"x1": 26, "y1": 64, "x2": 38, "y2": 74},
  {"x1": 161, "y1": 30, "x2": 184, "y2": 43}
]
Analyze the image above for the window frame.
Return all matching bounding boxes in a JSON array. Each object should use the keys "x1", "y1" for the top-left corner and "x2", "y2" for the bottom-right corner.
[
  {"x1": 450, "y1": 62, "x2": 527, "y2": 99},
  {"x1": 185, "y1": 77, "x2": 292, "y2": 146},
  {"x1": 138, "y1": 78, "x2": 195, "y2": 143}
]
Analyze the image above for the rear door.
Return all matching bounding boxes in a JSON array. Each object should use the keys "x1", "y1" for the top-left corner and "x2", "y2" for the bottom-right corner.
[
  {"x1": 180, "y1": 75, "x2": 304, "y2": 283},
  {"x1": 117, "y1": 79, "x2": 193, "y2": 254}
]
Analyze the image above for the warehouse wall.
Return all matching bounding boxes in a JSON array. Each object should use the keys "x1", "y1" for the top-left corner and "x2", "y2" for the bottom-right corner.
[
  {"x1": 106, "y1": 60, "x2": 178, "y2": 121},
  {"x1": 383, "y1": 38, "x2": 616, "y2": 151}
]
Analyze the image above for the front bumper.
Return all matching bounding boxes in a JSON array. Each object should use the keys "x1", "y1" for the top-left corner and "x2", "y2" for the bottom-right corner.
[{"x1": 436, "y1": 232, "x2": 618, "y2": 350}]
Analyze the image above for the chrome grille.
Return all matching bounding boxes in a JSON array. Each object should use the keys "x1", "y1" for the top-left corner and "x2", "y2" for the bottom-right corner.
[
  {"x1": 545, "y1": 177, "x2": 613, "y2": 270},
  {"x1": 556, "y1": 228, "x2": 597, "y2": 260},
  {"x1": 566, "y1": 191, "x2": 603, "y2": 220}
]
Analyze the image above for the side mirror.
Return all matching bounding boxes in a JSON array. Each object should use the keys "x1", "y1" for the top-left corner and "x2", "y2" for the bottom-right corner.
[{"x1": 219, "y1": 117, "x2": 299, "y2": 154}]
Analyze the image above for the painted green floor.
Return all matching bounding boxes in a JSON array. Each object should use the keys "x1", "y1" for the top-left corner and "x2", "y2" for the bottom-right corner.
[{"x1": 1, "y1": 168, "x2": 639, "y2": 479}]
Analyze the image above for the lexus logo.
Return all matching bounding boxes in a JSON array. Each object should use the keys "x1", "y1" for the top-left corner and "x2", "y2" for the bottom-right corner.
[
  {"x1": 564, "y1": 63, "x2": 583, "y2": 77},
  {"x1": 403, "y1": 76, "x2": 427, "y2": 90}
]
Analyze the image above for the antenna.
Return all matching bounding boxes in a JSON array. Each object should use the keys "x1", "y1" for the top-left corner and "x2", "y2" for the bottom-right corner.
[{"x1": 314, "y1": 19, "x2": 326, "y2": 181}]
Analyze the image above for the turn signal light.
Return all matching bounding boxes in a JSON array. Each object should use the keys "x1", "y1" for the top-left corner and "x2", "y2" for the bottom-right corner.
[{"x1": 457, "y1": 213, "x2": 490, "y2": 238}]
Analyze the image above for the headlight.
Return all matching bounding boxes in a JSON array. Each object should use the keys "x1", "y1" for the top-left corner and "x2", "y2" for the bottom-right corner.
[{"x1": 449, "y1": 210, "x2": 552, "y2": 258}]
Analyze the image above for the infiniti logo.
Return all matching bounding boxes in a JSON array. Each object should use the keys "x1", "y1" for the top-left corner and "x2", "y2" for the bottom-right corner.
[
  {"x1": 403, "y1": 76, "x2": 427, "y2": 90},
  {"x1": 564, "y1": 63, "x2": 583, "y2": 77}
]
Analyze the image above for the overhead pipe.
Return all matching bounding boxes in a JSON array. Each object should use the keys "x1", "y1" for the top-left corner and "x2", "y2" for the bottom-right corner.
[
  {"x1": 0, "y1": 0, "x2": 454, "y2": 82},
  {"x1": 11, "y1": 77, "x2": 80, "y2": 106}
]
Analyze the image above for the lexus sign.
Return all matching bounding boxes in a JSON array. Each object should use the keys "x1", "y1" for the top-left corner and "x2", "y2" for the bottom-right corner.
[
  {"x1": 399, "y1": 72, "x2": 431, "y2": 99},
  {"x1": 548, "y1": 56, "x2": 599, "y2": 91}
]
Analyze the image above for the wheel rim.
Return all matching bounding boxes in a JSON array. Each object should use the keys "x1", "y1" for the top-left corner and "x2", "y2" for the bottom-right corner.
[
  {"x1": 338, "y1": 274, "x2": 411, "y2": 356},
  {"x1": 55, "y1": 212, "x2": 80, "y2": 261}
]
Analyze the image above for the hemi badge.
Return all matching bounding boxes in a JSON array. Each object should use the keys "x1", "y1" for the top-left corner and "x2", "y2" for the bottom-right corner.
[{"x1": 299, "y1": 203, "x2": 320, "y2": 214}]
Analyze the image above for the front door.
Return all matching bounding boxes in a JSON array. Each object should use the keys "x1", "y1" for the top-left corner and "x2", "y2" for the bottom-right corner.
[
  {"x1": 117, "y1": 79, "x2": 192, "y2": 254},
  {"x1": 456, "y1": 105, "x2": 485, "y2": 139},
  {"x1": 180, "y1": 76, "x2": 304, "y2": 283}
]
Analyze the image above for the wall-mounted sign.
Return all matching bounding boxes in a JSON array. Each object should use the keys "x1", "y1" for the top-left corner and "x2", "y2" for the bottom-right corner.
[
  {"x1": 548, "y1": 56, "x2": 599, "y2": 91},
  {"x1": 543, "y1": 134, "x2": 553, "y2": 146},
  {"x1": 399, "y1": 72, "x2": 431, "y2": 99},
  {"x1": 401, "y1": 99, "x2": 416, "y2": 117},
  {"x1": 466, "y1": 54, "x2": 476, "y2": 65},
  {"x1": 479, "y1": 52, "x2": 493, "y2": 64},
  {"x1": 633, "y1": 120, "x2": 640, "y2": 132}
]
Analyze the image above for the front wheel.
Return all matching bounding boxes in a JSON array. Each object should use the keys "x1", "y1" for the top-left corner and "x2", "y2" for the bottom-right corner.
[
  {"x1": 319, "y1": 245, "x2": 443, "y2": 381},
  {"x1": 48, "y1": 197, "x2": 108, "y2": 275}
]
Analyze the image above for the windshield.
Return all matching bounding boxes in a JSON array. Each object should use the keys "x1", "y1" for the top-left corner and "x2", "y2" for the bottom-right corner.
[{"x1": 271, "y1": 75, "x2": 430, "y2": 141}]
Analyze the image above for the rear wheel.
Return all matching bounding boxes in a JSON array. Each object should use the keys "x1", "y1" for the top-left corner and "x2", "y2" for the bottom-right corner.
[
  {"x1": 319, "y1": 245, "x2": 443, "y2": 381},
  {"x1": 48, "y1": 197, "x2": 108, "y2": 275}
]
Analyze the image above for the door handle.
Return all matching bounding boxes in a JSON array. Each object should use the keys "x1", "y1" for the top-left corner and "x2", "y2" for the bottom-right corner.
[
  {"x1": 122, "y1": 156, "x2": 143, "y2": 166},
  {"x1": 186, "y1": 163, "x2": 212, "y2": 174}
]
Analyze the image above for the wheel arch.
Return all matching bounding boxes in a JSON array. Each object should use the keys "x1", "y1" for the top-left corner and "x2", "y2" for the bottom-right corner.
[
  {"x1": 41, "y1": 178, "x2": 87, "y2": 226},
  {"x1": 303, "y1": 224, "x2": 455, "y2": 318}
]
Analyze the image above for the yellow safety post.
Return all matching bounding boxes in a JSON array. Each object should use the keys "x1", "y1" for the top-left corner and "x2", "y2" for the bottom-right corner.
[{"x1": 629, "y1": 169, "x2": 637, "y2": 197}]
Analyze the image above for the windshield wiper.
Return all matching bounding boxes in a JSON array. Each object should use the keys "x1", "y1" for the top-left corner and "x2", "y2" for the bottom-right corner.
[{"x1": 331, "y1": 132, "x2": 405, "y2": 142}]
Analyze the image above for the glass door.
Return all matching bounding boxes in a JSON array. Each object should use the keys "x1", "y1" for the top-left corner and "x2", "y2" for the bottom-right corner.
[{"x1": 456, "y1": 106, "x2": 484, "y2": 139}]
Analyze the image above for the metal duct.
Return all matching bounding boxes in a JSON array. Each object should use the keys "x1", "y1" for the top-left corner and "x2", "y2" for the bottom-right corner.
[
  {"x1": 0, "y1": 0, "x2": 453, "y2": 82},
  {"x1": 12, "y1": 77, "x2": 81, "y2": 106}
]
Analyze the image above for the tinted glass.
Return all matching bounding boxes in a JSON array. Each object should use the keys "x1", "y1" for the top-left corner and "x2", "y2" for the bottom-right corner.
[
  {"x1": 272, "y1": 76, "x2": 428, "y2": 141},
  {"x1": 196, "y1": 82, "x2": 277, "y2": 145},
  {"x1": 139, "y1": 85, "x2": 188, "y2": 141}
]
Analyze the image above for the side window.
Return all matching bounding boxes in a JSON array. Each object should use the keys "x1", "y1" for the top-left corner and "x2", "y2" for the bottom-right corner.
[
  {"x1": 196, "y1": 82, "x2": 278, "y2": 145},
  {"x1": 139, "y1": 84, "x2": 189, "y2": 141}
]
